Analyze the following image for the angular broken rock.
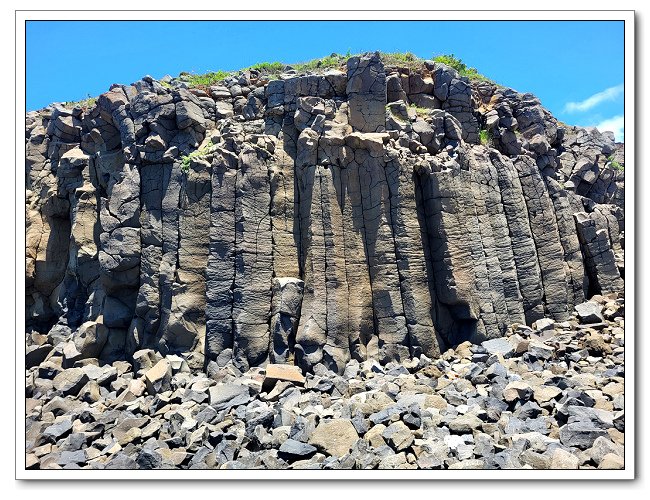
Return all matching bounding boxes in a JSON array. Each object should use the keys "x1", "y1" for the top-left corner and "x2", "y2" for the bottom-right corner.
[
  {"x1": 448, "y1": 413, "x2": 484, "y2": 434},
  {"x1": 308, "y1": 419, "x2": 359, "y2": 457},
  {"x1": 382, "y1": 421, "x2": 414, "y2": 451},
  {"x1": 598, "y1": 453, "x2": 624, "y2": 469},
  {"x1": 503, "y1": 381, "x2": 533, "y2": 403},
  {"x1": 208, "y1": 383, "x2": 251, "y2": 410},
  {"x1": 26, "y1": 344, "x2": 53, "y2": 368},
  {"x1": 144, "y1": 359, "x2": 172, "y2": 394},
  {"x1": 42, "y1": 418, "x2": 73, "y2": 443},
  {"x1": 53, "y1": 368, "x2": 90, "y2": 396},
  {"x1": 575, "y1": 301, "x2": 605, "y2": 324},
  {"x1": 263, "y1": 364, "x2": 305, "y2": 391},
  {"x1": 133, "y1": 349, "x2": 163, "y2": 375},
  {"x1": 72, "y1": 320, "x2": 109, "y2": 359},
  {"x1": 481, "y1": 338, "x2": 515, "y2": 357},
  {"x1": 550, "y1": 448, "x2": 580, "y2": 469},
  {"x1": 278, "y1": 439, "x2": 317, "y2": 461}
]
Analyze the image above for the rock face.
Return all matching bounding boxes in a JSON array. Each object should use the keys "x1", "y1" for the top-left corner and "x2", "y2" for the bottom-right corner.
[{"x1": 26, "y1": 52, "x2": 624, "y2": 375}]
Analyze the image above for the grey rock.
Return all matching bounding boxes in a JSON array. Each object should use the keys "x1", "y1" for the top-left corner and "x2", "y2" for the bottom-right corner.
[
  {"x1": 209, "y1": 383, "x2": 251, "y2": 410},
  {"x1": 52, "y1": 368, "x2": 89, "y2": 396},
  {"x1": 575, "y1": 301, "x2": 605, "y2": 324},
  {"x1": 382, "y1": 421, "x2": 414, "y2": 451},
  {"x1": 278, "y1": 439, "x2": 317, "y2": 460},
  {"x1": 482, "y1": 338, "x2": 515, "y2": 357}
]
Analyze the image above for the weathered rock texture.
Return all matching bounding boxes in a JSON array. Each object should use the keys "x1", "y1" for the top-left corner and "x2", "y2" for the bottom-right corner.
[{"x1": 26, "y1": 52, "x2": 624, "y2": 374}]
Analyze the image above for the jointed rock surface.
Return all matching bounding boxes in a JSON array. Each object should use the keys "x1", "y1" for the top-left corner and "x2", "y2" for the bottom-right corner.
[{"x1": 25, "y1": 52, "x2": 625, "y2": 470}]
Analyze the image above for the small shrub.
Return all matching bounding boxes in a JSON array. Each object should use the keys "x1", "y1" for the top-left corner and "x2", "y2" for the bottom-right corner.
[
  {"x1": 386, "y1": 104, "x2": 408, "y2": 124},
  {"x1": 292, "y1": 53, "x2": 347, "y2": 72},
  {"x1": 479, "y1": 129, "x2": 490, "y2": 146},
  {"x1": 180, "y1": 143, "x2": 216, "y2": 173},
  {"x1": 607, "y1": 155, "x2": 624, "y2": 171},
  {"x1": 250, "y1": 61, "x2": 285, "y2": 73},
  {"x1": 433, "y1": 53, "x2": 493, "y2": 83},
  {"x1": 183, "y1": 70, "x2": 231, "y2": 87},
  {"x1": 380, "y1": 51, "x2": 423, "y2": 69},
  {"x1": 409, "y1": 103, "x2": 430, "y2": 117},
  {"x1": 65, "y1": 95, "x2": 97, "y2": 111}
]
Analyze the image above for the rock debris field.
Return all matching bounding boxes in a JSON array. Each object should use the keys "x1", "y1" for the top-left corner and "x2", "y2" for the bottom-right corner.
[
  {"x1": 26, "y1": 294, "x2": 624, "y2": 470},
  {"x1": 25, "y1": 51, "x2": 625, "y2": 470}
]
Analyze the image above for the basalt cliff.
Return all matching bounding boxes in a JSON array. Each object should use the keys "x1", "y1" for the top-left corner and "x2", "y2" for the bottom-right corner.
[{"x1": 25, "y1": 52, "x2": 625, "y2": 375}]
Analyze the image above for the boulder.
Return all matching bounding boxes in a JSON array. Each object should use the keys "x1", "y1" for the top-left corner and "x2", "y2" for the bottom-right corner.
[
  {"x1": 144, "y1": 359, "x2": 172, "y2": 394},
  {"x1": 308, "y1": 419, "x2": 359, "y2": 457}
]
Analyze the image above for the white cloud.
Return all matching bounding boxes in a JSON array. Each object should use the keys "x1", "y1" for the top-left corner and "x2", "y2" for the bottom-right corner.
[
  {"x1": 564, "y1": 84, "x2": 624, "y2": 113},
  {"x1": 593, "y1": 115, "x2": 624, "y2": 142}
]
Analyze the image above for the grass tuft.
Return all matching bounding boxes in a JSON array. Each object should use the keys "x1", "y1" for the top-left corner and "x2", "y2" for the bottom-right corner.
[
  {"x1": 433, "y1": 54, "x2": 493, "y2": 83},
  {"x1": 181, "y1": 70, "x2": 231, "y2": 87},
  {"x1": 180, "y1": 143, "x2": 216, "y2": 173},
  {"x1": 607, "y1": 155, "x2": 624, "y2": 171},
  {"x1": 64, "y1": 95, "x2": 97, "y2": 111}
]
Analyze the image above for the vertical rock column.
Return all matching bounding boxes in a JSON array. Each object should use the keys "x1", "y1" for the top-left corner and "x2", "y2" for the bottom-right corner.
[
  {"x1": 232, "y1": 145, "x2": 274, "y2": 368},
  {"x1": 346, "y1": 52, "x2": 386, "y2": 133},
  {"x1": 97, "y1": 156, "x2": 141, "y2": 360},
  {"x1": 490, "y1": 152, "x2": 545, "y2": 324},
  {"x1": 270, "y1": 278, "x2": 304, "y2": 363},
  {"x1": 165, "y1": 157, "x2": 212, "y2": 355},
  {"x1": 514, "y1": 156, "x2": 570, "y2": 321},
  {"x1": 294, "y1": 161, "x2": 328, "y2": 369},
  {"x1": 60, "y1": 147, "x2": 99, "y2": 328},
  {"x1": 467, "y1": 149, "x2": 514, "y2": 339},
  {"x1": 26, "y1": 109, "x2": 76, "y2": 329},
  {"x1": 480, "y1": 151, "x2": 526, "y2": 328},
  {"x1": 355, "y1": 144, "x2": 409, "y2": 363},
  {"x1": 544, "y1": 178, "x2": 587, "y2": 308},
  {"x1": 574, "y1": 212, "x2": 624, "y2": 295},
  {"x1": 205, "y1": 149, "x2": 238, "y2": 363},
  {"x1": 332, "y1": 161, "x2": 375, "y2": 363},
  {"x1": 419, "y1": 167, "x2": 482, "y2": 345},
  {"x1": 385, "y1": 155, "x2": 444, "y2": 359}
]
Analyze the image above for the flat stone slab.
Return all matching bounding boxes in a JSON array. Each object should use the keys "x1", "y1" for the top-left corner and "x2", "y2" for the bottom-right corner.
[{"x1": 263, "y1": 364, "x2": 306, "y2": 391}]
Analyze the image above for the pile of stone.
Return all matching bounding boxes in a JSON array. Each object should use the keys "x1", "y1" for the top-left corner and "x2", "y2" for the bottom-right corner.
[{"x1": 25, "y1": 294, "x2": 624, "y2": 470}]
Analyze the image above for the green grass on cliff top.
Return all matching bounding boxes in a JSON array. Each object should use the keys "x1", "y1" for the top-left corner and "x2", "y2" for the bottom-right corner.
[
  {"x1": 179, "y1": 52, "x2": 494, "y2": 88},
  {"x1": 63, "y1": 53, "x2": 493, "y2": 109}
]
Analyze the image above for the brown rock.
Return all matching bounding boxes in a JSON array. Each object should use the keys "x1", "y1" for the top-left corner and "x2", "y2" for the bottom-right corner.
[
  {"x1": 144, "y1": 359, "x2": 172, "y2": 394},
  {"x1": 263, "y1": 364, "x2": 305, "y2": 391},
  {"x1": 308, "y1": 419, "x2": 359, "y2": 456},
  {"x1": 598, "y1": 453, "x2": 624, "y2": 469},
  {"x1": 550, "y1": 448, "x2": 580, "y2": 469},
  {"x1": 503, "y1": 381, "x2": 533, "y2": 403}
]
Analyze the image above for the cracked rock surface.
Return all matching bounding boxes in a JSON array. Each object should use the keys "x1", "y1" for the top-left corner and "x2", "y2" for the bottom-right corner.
[{"x1": 25, "y1": 51, "x2": 625, "y2": 470}]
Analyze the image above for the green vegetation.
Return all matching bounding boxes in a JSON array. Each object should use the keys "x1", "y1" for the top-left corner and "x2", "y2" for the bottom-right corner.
[
  {"x1": 181, "y1": 70, "x2": 231, "y2": 87},
  {"x1": 479, "y1": 129, "x2": 490, "y2": 146},
  {"x1": 607, "y1": 155, "x2": 624, "y2": 171},
  {"x1": 291, "y1": 53, "x2": 347, "y2": 72},
  {"x1": 65, "y1": 95, "x2": 97, "y2": 111},
  {"x1": 433, "y1": 54, "x2": 493, "y2": 83},
  {"x1": 182, "y1": 54, "x2": 350, "y2": 88},
  {"x1": 386, "y1": 104, "x2": 408, "y2": 124},
  {"x1": 250, "y1": 61, "x2": 285, "y2": 73},
  {"x1": 180, "y1": 143, "x2": 216, "y2": 173},
  {"x1": 380, "y1": 51, "x2": 423, "y2": 70},
  {"x1": 409, "y1": 103, "x2": 430, "y2": 117},
  {"x1": 178, "y1": 51, "x2": 493, "y2": 92}
]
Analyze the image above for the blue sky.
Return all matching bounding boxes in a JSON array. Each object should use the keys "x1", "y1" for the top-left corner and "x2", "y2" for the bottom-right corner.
[{"x1": 26, "y1": 20, "x2": 625, "y2": 140}]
